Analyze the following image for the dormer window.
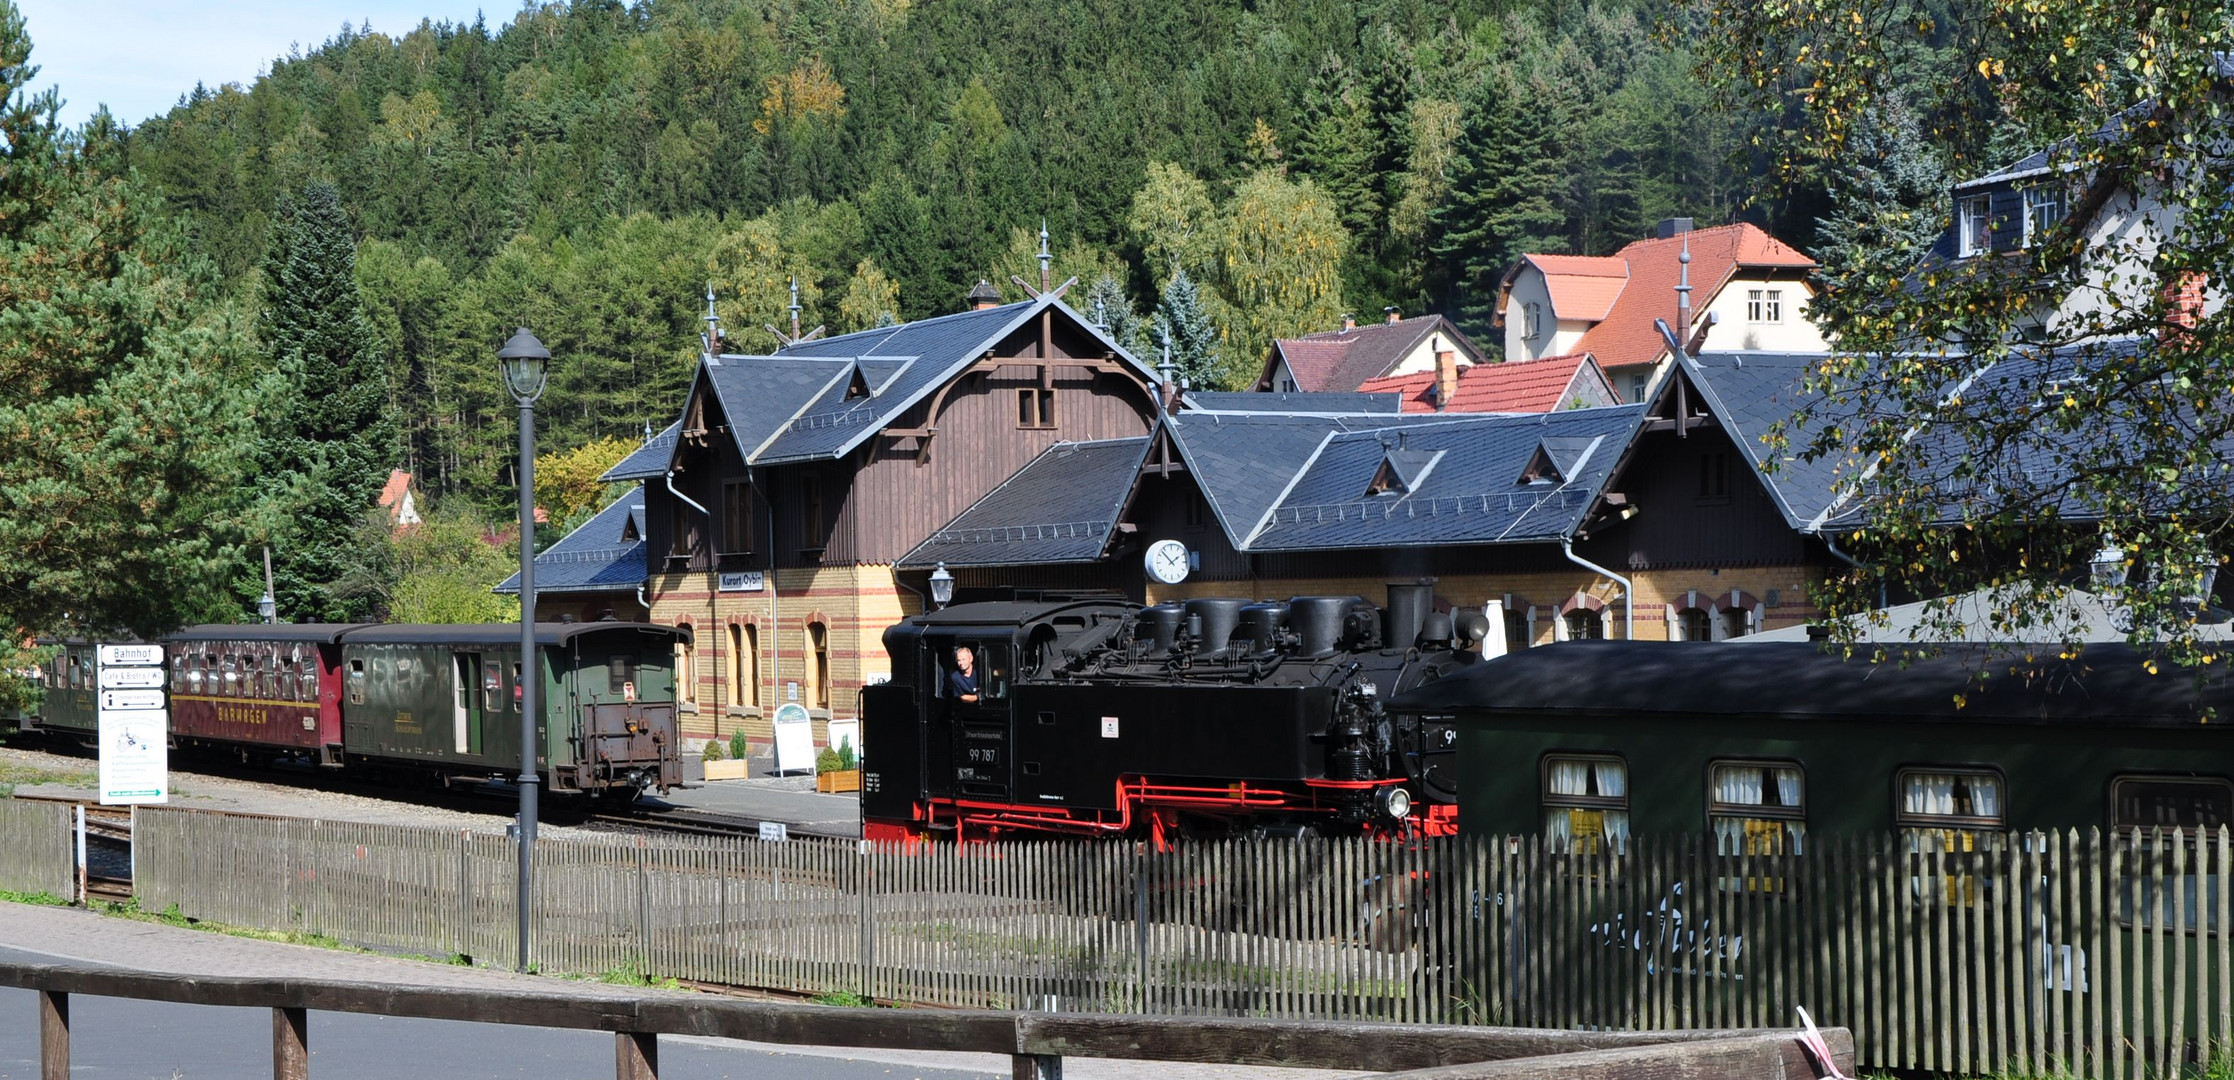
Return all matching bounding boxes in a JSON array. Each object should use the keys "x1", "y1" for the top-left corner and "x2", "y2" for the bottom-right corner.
[
  {"x1": 1746, "y1": 289, "x2": 1782, "y2": 324},
  {"x1": 1523, "y1": 302, "x2": 1543, "y2": 341},
  {"x1": 1958, "y1": 194, "x2": 1992, "y2": 257},
  {"x1": 1367, "y1": 449, "x2": 1443, "y2": 497},
  {"x1": 2023, "y1": 186, "x2": 2066, "y2": 248}
]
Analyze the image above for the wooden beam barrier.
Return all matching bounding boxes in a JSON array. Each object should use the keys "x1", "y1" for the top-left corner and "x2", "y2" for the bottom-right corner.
[
  {"x1": 273, "y1": 1006, "x2": 308, "y2": 1080},
  {"x1": 0, "y1": 960, "x2": 1853, "y2": 1080}
]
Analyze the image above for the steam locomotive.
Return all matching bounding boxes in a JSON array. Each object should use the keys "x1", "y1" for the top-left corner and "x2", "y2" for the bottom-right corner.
[{"x1": 860, "y1": 583, "x2": 1487, "y2": 844}]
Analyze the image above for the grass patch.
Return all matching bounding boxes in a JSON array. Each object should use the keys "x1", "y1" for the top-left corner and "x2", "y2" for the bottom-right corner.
[
  {"x1": 575, "y1": 962, "x2": 688, "y2": 991},
  {"x1": 0, "y1": 889, "x2": 69, "y2": 906},
  {"x1": 0, "y1": 759, "x2": 96, "y2": 793},
  {"x1": 812, "y1": 991, "x2": 875, "y2": 1007},
  {"x1": 85, "y1": 897, "x2": 353, "y2": 950}
]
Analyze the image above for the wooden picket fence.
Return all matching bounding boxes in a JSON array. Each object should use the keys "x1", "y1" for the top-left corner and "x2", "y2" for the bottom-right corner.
[
  {"x1": 0, "y1": 798, "x2": 72, "y2": 899},
  {"x1": 119, "y1": 807, "x2": 2234, "y2": 1078}
]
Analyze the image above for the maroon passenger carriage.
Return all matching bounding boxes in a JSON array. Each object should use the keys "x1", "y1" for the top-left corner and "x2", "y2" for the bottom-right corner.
[{"x1": 165, "y1": 624, "x2": 357, "y2": 766}]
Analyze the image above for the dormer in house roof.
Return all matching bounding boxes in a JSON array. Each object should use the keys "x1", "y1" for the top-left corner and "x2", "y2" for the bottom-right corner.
[
  {"x1": 1519, "y1": 435, "x2": 1601, "y2": 485},
  {"x1": 1366, "y1": 446, "x2": 1444, "y2": 497}
]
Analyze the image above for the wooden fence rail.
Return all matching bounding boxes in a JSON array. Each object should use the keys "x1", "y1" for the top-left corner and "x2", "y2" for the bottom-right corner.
[
  {"x1": 103, "y1": 807, "x2": 2234, "y2": 1078},
  {"x1": 0, "y1": 958, "x2": 1849, "y2": 1080}
]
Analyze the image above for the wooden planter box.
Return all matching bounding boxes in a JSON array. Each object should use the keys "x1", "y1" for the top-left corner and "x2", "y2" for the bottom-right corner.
[
  {"x1": 816, "y1": 769, "x2": 861, "y2": 794},
  {"x1": 702, "y1": 759, "x2": 751, "y2": 781}
]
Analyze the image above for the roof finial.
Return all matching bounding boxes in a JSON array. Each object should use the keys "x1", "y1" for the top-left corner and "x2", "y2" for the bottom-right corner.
[
  {"x1": 1674, "y1": 231, "x2": 1694, "y2": 355},
  {"x1": 1037, "y1": 219, "x2": 1052, "y2": 293},
  {"x1": 702, "y1": 282, "x2": 721, "y2": 355},
  {"x1": 787, "y1": 276, "x2": 803, "y2": 341},
  {"x1": 1093, "y1": 295, "x2": 1107, "y2": 330}
]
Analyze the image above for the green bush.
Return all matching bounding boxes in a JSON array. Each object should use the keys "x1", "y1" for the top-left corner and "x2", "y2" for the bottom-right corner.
[
  {"x1": 700, "y1": 738, "x2": 724, "y2": 762},
  {"x1": 815, "y1": 746, "x2": 843, "y2": 774},
  {"x1": 729, "y1": 730, "x2": 749, "y2": 760},
  {"x1": 835, "y1": 735, "x2": 856, "y2": 770}
]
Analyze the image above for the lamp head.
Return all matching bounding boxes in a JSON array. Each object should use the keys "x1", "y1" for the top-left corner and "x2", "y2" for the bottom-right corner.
[
  {"x1": 928, "y1": 562, "x2": 955, "y2": 609},
  {"x1": 498, "y1": 327, "x2": 552, "y2": 404},
  {"x1": 2090, "y1": 544, "x2": 2128, "y2": 591}
]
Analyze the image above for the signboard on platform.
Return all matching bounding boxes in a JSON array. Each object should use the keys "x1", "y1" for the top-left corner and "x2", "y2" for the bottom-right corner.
[
  {"x1": 771, "y1": 702, "x2": 814, "y2": 775},
  {"x1": 716, "y1": 571, "x2": 765, "y2": 592},
  {"x1": 96, "y1": 644, "x2": 167, "y2": 806},
  {"x1": 825, "y1": 718, "x2": 860, "y2": 764}
]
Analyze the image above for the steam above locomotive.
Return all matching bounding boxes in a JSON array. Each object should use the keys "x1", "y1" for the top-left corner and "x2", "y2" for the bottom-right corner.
[{"x1": 861, "y1": 583, "x2": 1486, "y2": 843}]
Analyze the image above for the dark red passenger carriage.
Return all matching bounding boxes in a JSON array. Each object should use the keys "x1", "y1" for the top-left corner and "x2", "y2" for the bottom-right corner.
[{"x1": 164, "y1": 624, "x2": 360, "y2": 766}]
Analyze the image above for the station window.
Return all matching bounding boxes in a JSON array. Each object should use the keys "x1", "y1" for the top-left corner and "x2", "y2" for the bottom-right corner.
[
  {"x1": 1896, "y1": 768, "x2": 2007, "y2": 851},
  {"x1": 1017, "y1": 388, "x2": 1057, "y2": 429},
  {"x1": 1504, "y1": 607, "x2": 1531, "y2": 652},
  {"x1": 2112, "y1": 776, "x2": 2234, "y2": 832},
  {"x1": 807, "y1": 622, "x2": 830, "y2": 710},
  {"x1": 1563, "y1": 609, "x2": 1604, "y2": 640},
  {"x1": 1722, "y1": 608, "x2": 1753, "y2": 639},
  {"x1": 1675, "y1": 608, "x2": 1711, "y2": 641},
  {"x1": 1542, "y1": 754, "x2": 1629, "y2": 854},
  {"x1": 1708, "y1": 760, "x2": 1806, "y2": 854}
]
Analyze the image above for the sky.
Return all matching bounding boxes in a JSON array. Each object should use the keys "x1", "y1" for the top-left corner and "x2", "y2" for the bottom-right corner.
[{"x1": 17, "y1": 1, "x2": 504, "y2": 130}]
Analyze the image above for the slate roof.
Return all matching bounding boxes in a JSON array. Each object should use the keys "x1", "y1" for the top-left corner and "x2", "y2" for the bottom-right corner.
[
  {"x1": 610, "y1": 296, "x2": 1158, "y2": 477},
  {"x1": 602, "y1": 421, "x2": 682, "y2": 482},
  {"x1": 1570, "y1": 224, "x2": 1817, "y2": 372},
  {"x1": 1355, "y1": 353, "x2": 1619, "y2": 414},
  {"x1": 897, "y1": 438, "x2": 1152, "y2": 568},
  {"x1": 495, "y1": 486, "x2": 647, "y2": 595},
  {"x1": 1267, "y1": 315, "x2": 1487, "y2": 392},
  {"x1": 1186, "y1": 391, "x2": 1400, "y2": 414},
  {"x1": 1245, "y1": 407, "x2": 1643, "y2": 552},
  {"x1": 1672, "y1": 350, "x2": 1855, "y2": 531},
  {"x1": 1164, "y1": 410, "x2": 1455, "y2": 546}
]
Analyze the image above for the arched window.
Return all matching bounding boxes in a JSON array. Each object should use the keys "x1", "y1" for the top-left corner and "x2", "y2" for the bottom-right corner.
[
  {"x1": 675, "y1": 630, "x2": 696, "y2": 707},
  {"x1": 732, "y1": 623, "x2": 759, "y2": 709},
  {"x1": 806, "y1": 622, "x2": 830, "y2": 710},
  {"x1": 1563, "y1": 609, "x2": 1605, "y2": 640},
  {"x1": 1673, "y1": 607, "x2": 1711, "y2": 641}
]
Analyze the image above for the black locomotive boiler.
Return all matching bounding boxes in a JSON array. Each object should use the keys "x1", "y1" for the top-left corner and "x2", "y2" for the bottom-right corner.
[{"x1": 861, "y1": 583, "x2": 1485, "y2": 844}]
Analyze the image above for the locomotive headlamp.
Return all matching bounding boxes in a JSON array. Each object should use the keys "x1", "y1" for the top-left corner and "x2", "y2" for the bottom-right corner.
[
  {"x1": 928, "y1": 562, "x2": 955, "y2": 609},
  {"x1": 498, "y1": 327, "x2": 552, "y2": 404},
  {"x1": 1378, "y1": 786, "x2": 1413, "y2": 821}
]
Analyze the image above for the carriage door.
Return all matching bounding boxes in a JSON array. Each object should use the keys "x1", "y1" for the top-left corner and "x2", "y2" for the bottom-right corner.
[{"x1": 452, "y1": 653, "x2": 489, "y2": 757}]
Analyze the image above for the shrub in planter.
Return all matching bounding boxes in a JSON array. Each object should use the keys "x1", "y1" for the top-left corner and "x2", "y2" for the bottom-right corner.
[
  {"x1": 701, "y1": 738, "x2": 725, "y2": 761},
  {"x1": 815, "y1": 746, "x2": 843, "y2": 775},
  {"x1": 729, "y1": 730, "x2": 749, "y2": 761},
  {"x1": 835, "y1": 736, "x2": 856, "y2": 771}
]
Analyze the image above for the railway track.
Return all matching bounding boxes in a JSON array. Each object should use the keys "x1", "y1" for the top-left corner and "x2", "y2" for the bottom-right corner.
[
  {"x1": 582, "y1": 804, "x2": 857, "y2": 842},
  {"x1": 11, "y1": 792, "x2": 136, "y2": 898}
]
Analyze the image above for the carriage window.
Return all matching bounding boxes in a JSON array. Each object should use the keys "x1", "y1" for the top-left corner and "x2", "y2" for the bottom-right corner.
[
  {"x1": 171, "y1": 655, "x2": 187, "y2": 692},
  {"x1": 609, "y1": 654, "x2": 636, "y2": 695},
  {"x1": 347, "y1": 658, "x2": 366, "y2": 704},
  {"x1": 1542, "y1": 754, "x2": 1629, "y2": 854},
  {"x1": 935, "y1": 640, "x2": 1010, "y2": 701},
  {"x1": 512, "y1": 662, "x2": 523, "y2": 710},
  {"x1": 1897, "y1": 768, "x2": 2006, "y2": 851},
  {"x1": 1709, "y1": 760, "x2": 1806, "y2": 854},
  {"x1": 2113, "y1": 776, "x2": 2234, "y2": 832},
  {"x1": 482, "y1": 661, "x2": 503, "y2": 712}
]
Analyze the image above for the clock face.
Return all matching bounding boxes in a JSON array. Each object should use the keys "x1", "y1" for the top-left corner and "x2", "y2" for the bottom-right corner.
[{"x1": 1145, "y1": 539, "x2": 1190, "y2": 584}]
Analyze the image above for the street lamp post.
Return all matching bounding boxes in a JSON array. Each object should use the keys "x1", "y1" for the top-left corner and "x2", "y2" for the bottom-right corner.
[
  {"x1": 928, "y1": 562, "x2": 955, "y2": 610},
  {"x1": 498, "y1": 327, "x2": 551, "y2": 973}
]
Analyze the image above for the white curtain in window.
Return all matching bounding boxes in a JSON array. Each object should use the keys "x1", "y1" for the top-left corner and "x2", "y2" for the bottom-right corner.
[
  {"x1": 1773, "y1": 767, "x2": 1803, "y2": 809},
  {"x1": 1970, "y1": 775, "x2": 2002, "y2": 819},
  {"x1": 1593, "y1": 760, "x2": 1626, "y2": 799},
  {"x1": 1713, "y1": 817, "x2": 1746, "y2": 854},
  {"x1": 1543, "y1": 809, "x2": 1574, "y2": 848},
  {"x1": 1714, "y1": 764, "x2": 1764, "y2": 806},
  {"x1": 1602, "y1": 810, "x2": 1632, "y2": 851},
  {"x1": 1782, "y1": 821, "x2": 1808, "y2": 854},
  {"x1": 1547, "y1": 760, "x2": 1590, "y2": 797},
  {"x1": 1904, "y1": 772, "x2": 1957, "y2": 816}
]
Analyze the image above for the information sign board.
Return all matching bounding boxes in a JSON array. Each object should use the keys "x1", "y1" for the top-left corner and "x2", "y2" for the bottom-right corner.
[
  {"x1": 98, "y1": 667, "x2": 167, "y2": 690},
  {"x1": 96, "y1": 643, "x2": 168, "y2": 805},
  {"x1": 771, "y1": 702, "x2": 815, "y2": 775},
  {"x1": 97, "y1": 644, "x2": 164, "y2": 667},
  {"x1": 99, "y1": 688, "x2": 166, "y2": 711}
]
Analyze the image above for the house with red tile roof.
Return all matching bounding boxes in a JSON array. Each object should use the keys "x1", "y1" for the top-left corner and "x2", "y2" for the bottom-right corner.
[
  {"x1": 1355, "y1": 352, "x2": 1620, "y2": 414},
  {"x1": 1255, "y1": 310, "x2": 1489, "y2": 393},
  {"x1": 376, "y1": 469, "x2": 422, "y2": 530},
  {"x1": 1497, "y1": 219, "x2": 1825, "y2": 403}
]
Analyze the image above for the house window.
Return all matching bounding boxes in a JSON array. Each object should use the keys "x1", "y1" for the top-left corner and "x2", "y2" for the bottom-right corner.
[
  {"x1": 733, "y1": 624, "x2": 759, "y2": 709},
  {"x1": 721, "y1": 480, "x2": 755, "y2": 555},
  {"x1": 1522, "y1": 302, "x2": 1542, "y2": 341},
  {"x1": 1698, "y1": 452, "x2": 1729, "y2": 499},
  {"x1": 1897, "y1": 768, "x2": 2006, "y2": 851},
  {"x1": 1958, "y1": 193, "x2": 1992, "y2": 257},
  {"x1": 675, "y1": 637, "x2": 696, "y2": 707},
  {"x1": 1629, "y1": 373, "x2": 1649, "y2": 404},
  {"x1": 806, "y1": 622, "x2": 830, "y2": 711},
  {"x1": 1709, "y1": 760, "x2": 1806, "y2": 854},
  {"x1": 1564, "y1": 609, "x2": 1604, "y2": 640},
  {"x1": 1747, "y1": 289, "x2": 1782, "y2": 323},
  {"x1": 2024, "y1": 186, "x2": 2066, "y2": 247},
  {"x1": 1017, "y1": 388, "x2": 1056, "y2": 429},
  {"x1": 1543, "y1": 755, "x2": 1630, "y2": 853},
  {"x1": 2112, "y1": 776, "x2": 2234, "y2": 831},
  {"x1": 801, "y1": 478, "x2": 826, "y2": 550}
]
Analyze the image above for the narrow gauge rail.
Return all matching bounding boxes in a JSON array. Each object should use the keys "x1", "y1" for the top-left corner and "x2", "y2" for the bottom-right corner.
[{"x1": 581, "y1": 804, "x2": 857, "y2": 843}]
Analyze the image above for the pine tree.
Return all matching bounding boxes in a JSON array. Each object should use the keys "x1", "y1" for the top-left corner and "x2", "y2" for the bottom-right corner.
[
  {"x1": 1151, "y1": 269, "x2": 1221, "y2": 390},
  {"x1": 256, "y1": 181, "x2": 399, "y2": 622},
  {"x1": 1429, "y1": 66, "x2": 1568, "y2": 332},
  {"x1": 1081, "y1": 272, "x2": 1146, "y2": 355}
]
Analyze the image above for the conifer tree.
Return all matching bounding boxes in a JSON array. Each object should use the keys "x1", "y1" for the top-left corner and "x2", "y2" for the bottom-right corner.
[
  {"x1": 1151, "y1": 269, "x2": 1221, "y2": 390},
  {"x1": 255, "y1": 181, "x2": 398, "y2": 622},
  {"x1": 1081, "y1": 272, "x2": 1146, "y2": 355}
]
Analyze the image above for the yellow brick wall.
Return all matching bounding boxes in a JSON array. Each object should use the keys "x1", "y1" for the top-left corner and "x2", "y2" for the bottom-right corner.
[
  {"x1": 649, "y1": 564, "x2": 916, "y2": 747},
  {"x1": 1149, "y1": 565, "x2": 1823, "y2": 646}
]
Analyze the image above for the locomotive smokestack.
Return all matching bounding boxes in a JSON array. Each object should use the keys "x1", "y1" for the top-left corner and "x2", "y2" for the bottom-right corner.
[{"x1": 1385, "y1": 582, "x2": 1432, "y2": 649}]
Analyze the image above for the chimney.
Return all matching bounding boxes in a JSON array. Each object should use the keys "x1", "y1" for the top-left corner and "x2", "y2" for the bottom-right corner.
[
  {"x1": 1383, "y1": 305, "x2": 1400, "y2": 325},
  {"x1": 2163, "y1": 271, "x2": 2209, "y2": 337},
  {"x1": 1433, "y1": 348, "x2": 1459, "y2": 412},
  {"x1": 1340, "y1": 313, "x2": 1356, "y2": 333},
  {"x1": 965, "y1": 279, "x2": 1002, "y2": 311},
  {"x1": 1654, "y1": 217, "x2": 1695, "y2": 240}
]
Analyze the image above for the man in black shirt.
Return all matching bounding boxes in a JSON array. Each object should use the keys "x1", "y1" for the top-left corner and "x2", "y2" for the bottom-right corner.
[{"x1": 947, "y1": 645, "x2": 980, "y2": 703}]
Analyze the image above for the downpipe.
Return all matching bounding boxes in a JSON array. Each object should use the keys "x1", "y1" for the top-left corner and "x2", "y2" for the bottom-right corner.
[{"x1": 1560, "y1": 538, "x2": 1634, "y2": 639}]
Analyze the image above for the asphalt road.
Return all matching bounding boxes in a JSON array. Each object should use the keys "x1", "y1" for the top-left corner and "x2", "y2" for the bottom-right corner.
[{"x1": 0, "y1": 946, "x2": 997, "y2": 1080}]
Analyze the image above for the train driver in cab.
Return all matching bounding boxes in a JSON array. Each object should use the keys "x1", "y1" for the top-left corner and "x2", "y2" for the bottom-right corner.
[{"x1": 948, "y1": 645, "x2": 980, "y2": 703}]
